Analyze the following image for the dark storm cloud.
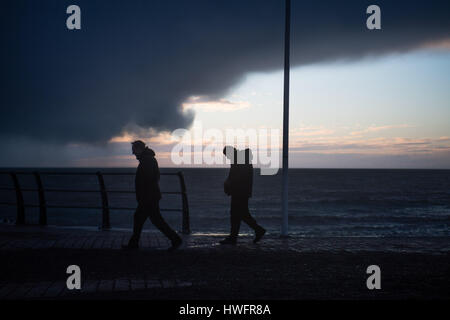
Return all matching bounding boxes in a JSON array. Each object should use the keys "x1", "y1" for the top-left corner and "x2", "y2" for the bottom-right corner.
[{"x1": 1, "y1": 0, "x2": 450, "y2": 145}]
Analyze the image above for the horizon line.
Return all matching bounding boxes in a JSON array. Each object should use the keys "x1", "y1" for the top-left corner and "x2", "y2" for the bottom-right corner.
[{"x1": 1, "y1": 166, "x2": 450, "y2": 170}]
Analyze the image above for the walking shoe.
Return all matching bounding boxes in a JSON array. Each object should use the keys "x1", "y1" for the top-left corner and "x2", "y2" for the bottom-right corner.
[
  {"x1": 219, "y1": 237, "x2": 237, "y2": 245},
  {"x1": 253, "y1": 228, "x2": 266, "y2": 243},
  {"x1": 168, "y1": 238, "x2": 182, "y2": 252}
]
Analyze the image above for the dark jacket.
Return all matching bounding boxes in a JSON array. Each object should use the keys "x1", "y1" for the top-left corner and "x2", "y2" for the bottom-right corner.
[
  {"x1": 135, "y1": 148, "x2": 162, "y2": 204},
  {"x1": 224, "y1": 149, "x2": 253, "y2": 198}
]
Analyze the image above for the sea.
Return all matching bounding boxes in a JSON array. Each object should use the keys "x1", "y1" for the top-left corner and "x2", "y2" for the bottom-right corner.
[{"x1": 0, "y1": 168, "x2": 449, "y2": 237}]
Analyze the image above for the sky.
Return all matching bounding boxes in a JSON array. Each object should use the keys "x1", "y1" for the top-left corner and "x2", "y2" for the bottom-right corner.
[{"x1": 1, "y1": 0, "x2": 450, "y2": 168}]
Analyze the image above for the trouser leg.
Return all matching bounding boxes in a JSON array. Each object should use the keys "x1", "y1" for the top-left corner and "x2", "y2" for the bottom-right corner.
[
  {"x1": 230, "y1": 196, "x2": 247, "y2": 239},
  {"x1": 230, "y1": 197, "x2": 263, "y2": 239},
  {"x1": 148, "y1": 202, "x2": 181, "y2": 242},
  {"x1": 129, "y1": 206, "x2": 148, "y2": 246},
  {"x1": 239, "y1": 198, "x2": 264, "y2": 232},
  {"x1": 241, "y1": 206, "x2": 262, "y2": 232}
]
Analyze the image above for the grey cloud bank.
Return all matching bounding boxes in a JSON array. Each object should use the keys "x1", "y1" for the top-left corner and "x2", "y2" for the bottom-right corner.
[{"x1": 1, "y1": 0, "x2": 450, "y2": 165}]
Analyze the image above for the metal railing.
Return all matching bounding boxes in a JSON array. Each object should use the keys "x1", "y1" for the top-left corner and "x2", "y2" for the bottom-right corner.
[{"x1": 0, "y1": 170, "x2": 190, "y2": 234}]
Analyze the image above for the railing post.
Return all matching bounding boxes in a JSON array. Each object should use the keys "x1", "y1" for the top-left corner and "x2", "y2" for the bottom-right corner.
[
  {"x1": 34, "y1": 171, "x2": 47, "y2": 226},
  {"x1": 96, "y1": 171, "x2": 111, "y2": 230},
  {"x1": 10, "y1": 172, "x2": 25, "y2": 225},
  {"x1": 177, "y1": 171, "x2": 191, "y2": 234}
]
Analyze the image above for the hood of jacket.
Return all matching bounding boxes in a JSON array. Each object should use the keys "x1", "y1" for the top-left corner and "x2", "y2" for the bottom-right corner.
[{"x1": 137, "y1": 147, "x2": 156, "y2": 161}]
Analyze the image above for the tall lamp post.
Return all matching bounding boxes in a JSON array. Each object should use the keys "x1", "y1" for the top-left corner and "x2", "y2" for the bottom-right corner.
[{"x1": 281, "y1": 0, "x2": 291, "y2": 237}]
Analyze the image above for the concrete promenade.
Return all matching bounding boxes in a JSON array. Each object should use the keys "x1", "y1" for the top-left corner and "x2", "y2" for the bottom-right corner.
[{"x1": 0, "y1": 224, "x2": 449, "y2": 300}]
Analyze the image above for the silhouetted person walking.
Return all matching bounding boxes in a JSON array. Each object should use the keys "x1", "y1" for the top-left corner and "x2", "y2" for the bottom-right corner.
[
  {"x1": 220, "y1": 146, "x2": 266, "y2": 245},
  {"x1": 123, "y1": 140, "x2": 182, "y2": 251}
]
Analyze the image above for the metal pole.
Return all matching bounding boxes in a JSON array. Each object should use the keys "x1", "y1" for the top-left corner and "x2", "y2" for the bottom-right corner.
[
  {"x1": 281, "y1": 0, "x2": 291, "y2": 237},
  {"x1": 10, "y1": 172, "x2": 25, "y2": 225},
  {"x1": 34, "y1": 171, "x2": 47, "y2": 226},
  {"x1": 96, "y1": 171, "x2": 111, "y2": 230},
  {"x1": 177, "y1": 171, "x2": 191, "y2": 234}
]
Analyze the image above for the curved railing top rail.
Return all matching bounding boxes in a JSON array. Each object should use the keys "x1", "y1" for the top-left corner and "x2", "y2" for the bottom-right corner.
[
  {"x1": 0, "y1": 170, "x2": 190, "y2": 234},
  {"x1": 0, "y1": 170, "x2": 182, "y2": 175}
]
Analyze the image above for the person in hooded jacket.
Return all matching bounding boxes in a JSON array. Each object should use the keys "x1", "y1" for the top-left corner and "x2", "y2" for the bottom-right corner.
[
  {"x1": 220, "y1": 146, "x2": 266, "y2": 245},
  {"x1": 123, "y1": 140, "x2": 182, "y2": 251}
]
